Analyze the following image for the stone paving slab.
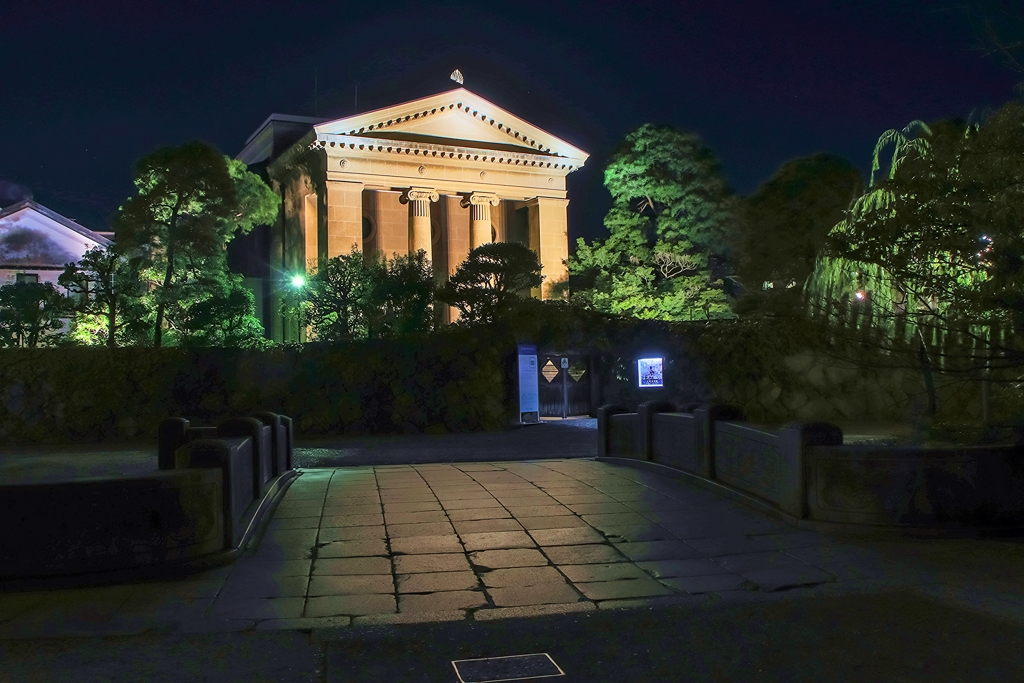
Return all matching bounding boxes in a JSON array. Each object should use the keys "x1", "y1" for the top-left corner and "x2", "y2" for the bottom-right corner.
[
  {"x1": 396, "y1": 571, "x2": 481, "y2": 594},
  {"x1": 4, "y1": 458, "x2": 1024, "y2": 638}
]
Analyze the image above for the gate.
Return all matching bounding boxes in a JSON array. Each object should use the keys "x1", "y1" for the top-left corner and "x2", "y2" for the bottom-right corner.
[{"x1": 538, "y1": 352, "x2": 592, "y2": 418}]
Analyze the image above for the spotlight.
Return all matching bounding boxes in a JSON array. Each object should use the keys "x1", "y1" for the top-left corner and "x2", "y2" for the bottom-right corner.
[{"x1": 290, "y1": 275, "x2": 305, "y2": 288}]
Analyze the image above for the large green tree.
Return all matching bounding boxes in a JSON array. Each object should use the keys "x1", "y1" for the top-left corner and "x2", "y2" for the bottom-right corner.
[
  {"x1": 807, "y1": 101, "x2": 1024, "y2": 414},
  {"x1": 438, "y1": 242, "x2": 544, "y2": 325},
  {"x1": 568, "y1": 124, "x2": 735, "y2": 320},
  {"x1": 735, "y1": 154, "x2": 863, "y2": 313},
  {"x1": 0, "y1": 281, "x2": 72, "y2": 348},
  {"x1": 114, "y1": 142, "x2": 279, "y2": 347},
  {"x1": 58, "y1": 245, "x2": 150, "y2": 347}
]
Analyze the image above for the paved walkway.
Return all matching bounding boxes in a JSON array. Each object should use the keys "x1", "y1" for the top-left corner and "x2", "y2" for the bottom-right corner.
[{"x1": 4, "y1": 457, "x2": 1024, "y2": 639}]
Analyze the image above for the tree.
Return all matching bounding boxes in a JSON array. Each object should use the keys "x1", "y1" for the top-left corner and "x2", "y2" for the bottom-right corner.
[
  {"x1": 170, "y1": 270, "x2": 271, "y2": 349},
  {"x1": 735, "y1": 154, "x2": 863, "y2": 313},
  {"x1": 58, "y1": 245, "x2": 150, "y2": 347},
  {"x1": 438, "y1": 242, "x2": 544, "y2": 325},
  {"x1": 284, "y1": 249, "x2": 436, "y2": 342},
  {"x1": 283, "y1": 251, "x2": 373, "y2": 343},
  {"x1": 568, "y1": 124, "x2": 735, "y2": 321},
  {"x1": 114, "y1": 141, "x2": 279, "y2": 347},
  {"x1": 0, "y1": 281, "x2": 72, "y2": 348},
  {"x1": 807, "y1": 102, "x2": 1024, "y2": 416},
  {"x1": 364, "y1": 250, "x2": 435, "y2": 338}
]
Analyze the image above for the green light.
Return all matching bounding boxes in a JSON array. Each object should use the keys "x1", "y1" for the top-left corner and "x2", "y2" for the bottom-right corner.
[{"x1": 290, "y1": 275, "x2": 305, "y2": 288}]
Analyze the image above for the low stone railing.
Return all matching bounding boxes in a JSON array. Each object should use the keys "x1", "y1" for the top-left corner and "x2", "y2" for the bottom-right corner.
[
  {"x1": 0, "y1": 412, "x2": 296, "y2": 589},
  {"x1": 598, "y1": 401, "x2": 1024, "y2": 535}
]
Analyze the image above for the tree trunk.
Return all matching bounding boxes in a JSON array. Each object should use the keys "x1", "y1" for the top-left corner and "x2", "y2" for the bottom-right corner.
[
  {"x1": 916, "y1": 333, "x2": 938, "y2": 417},
  {"x1": 153, "y1": 204, "x2": 180, "y2": 348},
  {"x1": 107, "y1": 300, "x2": 117, "y2": 348}
]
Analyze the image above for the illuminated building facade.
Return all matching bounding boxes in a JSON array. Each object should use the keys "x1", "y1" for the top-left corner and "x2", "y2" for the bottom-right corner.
[{"x1": 233, "y1": 88, "x2": 589, "y2": 342}]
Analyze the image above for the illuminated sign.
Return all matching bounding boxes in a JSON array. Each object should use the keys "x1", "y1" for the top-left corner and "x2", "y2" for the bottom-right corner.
[
  {"x1": 637, "y1": 357, "x2": 664, "y2": 388},
  {"x1": 517, "y1": 344, "x2": 539, "y2": 417}
]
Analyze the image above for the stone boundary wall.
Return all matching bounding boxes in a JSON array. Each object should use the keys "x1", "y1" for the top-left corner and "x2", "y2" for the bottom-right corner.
[
  {"x1": 1, "y1": 413, "x2": 297, "y2": 586},
  {"x1": 600, "y1": 401, "x2": 1024, "y2": 533},
  {"x1": 587, "y1": 318, "x2": 1013, "y2": 426}
]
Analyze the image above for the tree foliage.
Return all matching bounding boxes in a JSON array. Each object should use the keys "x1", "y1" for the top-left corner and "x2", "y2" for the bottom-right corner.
[
  {"x1": 0, "y1": 281, "x2": 72, "y2": 348},
  {"x1": 113, "y1": 141, "x2": 279, "y2": 347},
  {"x1": 284, "y1": 249, "x2": 435, "y2": 342},
  {"x1": 735, "y1": 154, "x2": 863, "y2": 313},
  {"x1": 438, "y1": 242, "x2": 544, "y2": 325},
  {"x1": 568, "y1": 124, "x2": 735, "y2": 320},
  {"x1": 58, "y1": 245, "x2": 151, "y2": 347},
  {"x1": 807, "y1": 102, "x2": 1024, "y2": 411}
]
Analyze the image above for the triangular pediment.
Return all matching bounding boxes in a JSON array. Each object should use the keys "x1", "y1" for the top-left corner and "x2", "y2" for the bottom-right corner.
[
  {"x1": 0, "y1": 201, "x2": 111, "y2": 268},
  {"x1": 315, "y1": 88, "x2": 589, "y2": 163}
]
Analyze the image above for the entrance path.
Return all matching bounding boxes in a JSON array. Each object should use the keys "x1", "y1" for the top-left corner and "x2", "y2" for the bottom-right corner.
[{"x1": 4, "y1": 458, "x2": 1024, "y2": 640}]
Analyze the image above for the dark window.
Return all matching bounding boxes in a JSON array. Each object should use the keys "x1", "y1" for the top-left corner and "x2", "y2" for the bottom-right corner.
[
  {"x1": 16, "y1": 273, "x2": 38, "y2": 284},
  {"x1": 362, "y1": 216, "x2": 375, "y2": 241}
]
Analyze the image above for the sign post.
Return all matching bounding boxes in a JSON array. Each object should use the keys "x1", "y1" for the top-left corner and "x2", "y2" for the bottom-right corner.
[{"x1": 517, "y1": 344, "x2": 540, "y2": 423}]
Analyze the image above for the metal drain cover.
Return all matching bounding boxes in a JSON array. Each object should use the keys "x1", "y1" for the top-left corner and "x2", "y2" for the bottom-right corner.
[{"x1": 451, "y1": 653, "x2": 565, "y2": 682}]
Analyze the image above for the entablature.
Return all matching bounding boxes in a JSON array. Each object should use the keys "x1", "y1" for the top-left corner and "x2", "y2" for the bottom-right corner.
[{"x1": 311, "y1": 134, "x2": 582, "y2": 174}]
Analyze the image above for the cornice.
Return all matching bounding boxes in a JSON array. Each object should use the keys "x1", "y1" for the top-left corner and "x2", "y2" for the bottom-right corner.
[{"x1": 310, "y1": 134, "x2": 582, "y2": 174}]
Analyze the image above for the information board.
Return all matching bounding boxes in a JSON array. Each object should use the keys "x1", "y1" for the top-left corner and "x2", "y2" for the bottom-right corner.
[
  {"x1": 517, "y1": 344, "x2": 539, "y2": 417},
  {"x1": 637, "y1": 357, "x2": 664, "y2": 388}
]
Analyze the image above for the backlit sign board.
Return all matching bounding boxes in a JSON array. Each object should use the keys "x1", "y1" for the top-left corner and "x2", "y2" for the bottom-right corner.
[{"x1": 637, "y1": 357, "x2": 664, "y2": 388}]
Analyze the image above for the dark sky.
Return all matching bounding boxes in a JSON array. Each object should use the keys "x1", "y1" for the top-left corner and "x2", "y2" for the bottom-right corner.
[{"x1": 0, "y1": 0, "x2": 1017, "y2": 245}]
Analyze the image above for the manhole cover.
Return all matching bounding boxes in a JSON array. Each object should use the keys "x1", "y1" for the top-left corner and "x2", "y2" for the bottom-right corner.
[
  {"x1": 452, "y1": 653, "x2": 564, "y2": 682},
  {"x1": 541, "y1": 360, "x2": 559, "y2": 383}
]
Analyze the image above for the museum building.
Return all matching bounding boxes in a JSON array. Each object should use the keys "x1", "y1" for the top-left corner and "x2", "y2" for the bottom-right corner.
[{"x1": 231, "y1": 87, "x2": 590, "y2": 342}]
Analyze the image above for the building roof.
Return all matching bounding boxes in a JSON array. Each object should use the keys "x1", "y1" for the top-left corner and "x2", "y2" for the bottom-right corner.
[
  {"x1": 313, "y1": 88, "x2": 589, "y2": 167},
  {"x1": 237, "y1": 113, "x2": 329, "y2": 166},
  {"x1": 0, "y1": 200, "x2": 113, "y2": 247}
]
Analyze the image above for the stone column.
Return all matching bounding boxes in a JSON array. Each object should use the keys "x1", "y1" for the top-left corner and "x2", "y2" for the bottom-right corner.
[
  {"x1": 461, "y1": 193, "x2": 500, "y2": 249},
  {"x1": 402, "y1": 188, "x2": 439, "y2": 260},
  {"x1": 527, "y1": 197, "x2": 570, "y2": 299}
]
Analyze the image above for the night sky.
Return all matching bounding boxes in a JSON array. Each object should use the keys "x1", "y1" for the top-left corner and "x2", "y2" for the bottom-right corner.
[{"x1": 1, "y1": 0, "x2": 1017, "y2": 245}]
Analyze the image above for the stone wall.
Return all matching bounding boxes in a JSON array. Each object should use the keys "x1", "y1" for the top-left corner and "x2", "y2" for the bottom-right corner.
[{"x1": 588, "y1": 317, "x2": 1011, "y2": 426}]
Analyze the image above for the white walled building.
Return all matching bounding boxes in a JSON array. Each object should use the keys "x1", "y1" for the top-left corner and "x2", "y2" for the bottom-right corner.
[{"x1": 0, "y1": 199, "x2": 113, "y2": 287}]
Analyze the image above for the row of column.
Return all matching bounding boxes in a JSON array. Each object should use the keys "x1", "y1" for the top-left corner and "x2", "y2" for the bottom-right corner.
[
  {"x1": 327, "y1": 182, "x2": 507, "y2": 263},
  {"x1": 325, "y1": 179, "x2": 569, "y2": 299},
  {"x1": 405, "y1": 188, "x2": 500, "y2": 261}
]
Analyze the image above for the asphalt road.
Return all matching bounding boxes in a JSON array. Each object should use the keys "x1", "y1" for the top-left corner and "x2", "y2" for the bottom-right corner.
[{"x1": 4, "y1": 587, "x2": 1024, "y2": 683}]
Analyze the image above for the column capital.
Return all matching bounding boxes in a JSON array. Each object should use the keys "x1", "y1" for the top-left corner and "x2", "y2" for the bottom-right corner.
[
  {"x1": 460, "y1": 192, "x2": 500, "y2": 209},
  {"x1": 401, "y1": 188, "x2": 439, "y2": 204}
]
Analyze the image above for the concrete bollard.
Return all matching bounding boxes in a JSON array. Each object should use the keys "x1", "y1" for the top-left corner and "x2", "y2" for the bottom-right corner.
[
  {"x1": 217, "y1": 417, "x2": 271, "y2": 498},
  {"x1": 777, "y1": 422, "x2": 843, "y2": 519},
  {"x1": 597, "y1": 404, "x2": 631, "y2": 458},
  {"x1": 637, "y1": 400, "x2": 677, "y2": 461},
  {"x1": 693, "y1": 404, "x2": 745, "y2": 479},
  {"x1": 253, "y1": 412, "x2": 287, "y2": 476}
]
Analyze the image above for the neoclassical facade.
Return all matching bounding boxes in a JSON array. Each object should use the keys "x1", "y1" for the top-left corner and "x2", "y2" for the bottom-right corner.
[{"x1": 236, "y1": 88, "x2": 589, "y2": 341}]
